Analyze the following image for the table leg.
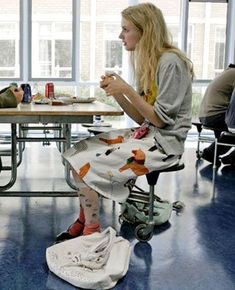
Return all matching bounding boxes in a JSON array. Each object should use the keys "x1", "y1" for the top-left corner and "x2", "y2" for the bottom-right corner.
[
  {"x1": 0, "y1": 124, "x2": 17, "y2": 191},
  {"x1": 63, "y1": 124, "x2": 77, "y2": 190}
]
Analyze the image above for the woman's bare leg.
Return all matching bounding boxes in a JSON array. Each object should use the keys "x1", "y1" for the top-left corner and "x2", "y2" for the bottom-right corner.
[{"x1": 57, "y1": 169, "x2": 100, "y2": 241}]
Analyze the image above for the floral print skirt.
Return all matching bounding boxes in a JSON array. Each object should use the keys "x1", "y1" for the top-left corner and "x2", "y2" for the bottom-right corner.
[{"x1": 63, "y1": 127, "x2": 180, "y2": 203}]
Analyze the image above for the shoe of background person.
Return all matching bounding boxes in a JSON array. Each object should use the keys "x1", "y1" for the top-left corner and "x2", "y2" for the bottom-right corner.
[
  {"x1": 201, "y1": 149, "x2": 221, "y2": 167},
  {"x1": 220, "y1": 150, "x2": 235, "y2": 166}
]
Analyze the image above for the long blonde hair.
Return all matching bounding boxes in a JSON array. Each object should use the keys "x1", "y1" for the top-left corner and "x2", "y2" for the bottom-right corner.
[{"x1": 121, "y1": 3, "x2": 194, "y2": 94}]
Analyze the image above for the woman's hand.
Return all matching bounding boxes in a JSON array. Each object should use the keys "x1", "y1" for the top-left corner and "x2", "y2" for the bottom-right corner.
[
  {"x1": 10, "y1": 87, "x2": 24, "y2": 104},
  {"x1": 100, "y1": 73, "x2": 131, "y2": 97},
  {"x1": 100, "y1": 75, "x2": 114, "y2": 89}
]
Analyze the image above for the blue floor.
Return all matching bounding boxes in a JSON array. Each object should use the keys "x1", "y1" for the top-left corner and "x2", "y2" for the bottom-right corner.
[{"x1": 0, "y1": 141, "x2": 235, "y2": 290}]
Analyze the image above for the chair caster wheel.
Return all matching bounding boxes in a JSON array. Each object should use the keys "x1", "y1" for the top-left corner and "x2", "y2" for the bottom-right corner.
[{"x1": 135, "y1": 224, "x2": 153, "y2": 242}]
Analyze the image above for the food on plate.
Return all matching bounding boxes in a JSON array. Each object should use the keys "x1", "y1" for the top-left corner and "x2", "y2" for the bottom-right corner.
[
  {"x1": 32, "y1": 94, "x2": 50, "y2": 104},
  {"x1": 51, "y1": 99, "x2": 65, "y2": 106}
]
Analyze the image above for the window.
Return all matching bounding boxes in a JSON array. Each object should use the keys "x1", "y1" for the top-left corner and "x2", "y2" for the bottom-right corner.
[
  {"x1": 214, "y1": 26, "x2": 225, "y2": 72},
  {"x1": 0, "y1": 0, "x2": 234, "y2": 123},
  {"x1": 105, "y1": 40, "x2": 122, "y2": 73},
  {"x1": 31, "y1": 0, "x2": 73, "y2": 79},
  {"x1": 188, "y1": 0, "x2": 227, "y2": 79},
  {"x1": 0, "y1": 1, "x2": 20, "y2": 78},
  {"x1": 187, "y1": 24, "x2": 194, "y2": 59},
  {"x1": 168, "y1": 25, "x2": 180, "y2": 47},
  {"x1": 104, "y1": 24, "x2": 122, "y2": 75}
]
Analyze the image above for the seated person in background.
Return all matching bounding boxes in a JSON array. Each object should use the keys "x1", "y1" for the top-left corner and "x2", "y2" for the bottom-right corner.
[
  {"x1": 199, "y1": 64, "x2": 235, "y2": 166},
  {"x1": 0, "y1": 86, "x2": 23, "y2": 108},
  {"x1": 225, "y1": 87, "x2": 235, "y2": 133},
  {"x1": 56, "y1": 3, "x2": 193, "y2": 242},
  {"x1": 223, "y1": 87, "x2": 235, "y2": 166},
  {"x1": 0, "y1": 86, "x2": 23, "y2": 172}
]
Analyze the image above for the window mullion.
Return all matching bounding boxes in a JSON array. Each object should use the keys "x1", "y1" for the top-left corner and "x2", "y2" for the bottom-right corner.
[
  {"x1": 89, "y1": 0, "x2": 96, "y2": 98},
  {"x1": 21, "y1": 0, "x2": 30, "y2": 82},
  {"x1": 180, "y1": 0, "x2": 189, "y2": 52},
  {"x1": 73, "y1": 0, "x2": 80, "y2": 93},
  {"x1": 225, "y1": 0, "x2": 235, "y2": 65}
]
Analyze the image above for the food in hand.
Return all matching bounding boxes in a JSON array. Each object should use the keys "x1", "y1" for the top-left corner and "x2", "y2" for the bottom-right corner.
[{"x1": 100, "y1": 75, "x2": 114, "y2": 88}]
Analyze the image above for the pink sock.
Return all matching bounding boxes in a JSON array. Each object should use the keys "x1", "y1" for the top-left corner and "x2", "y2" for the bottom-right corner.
[
  {"x1": 83, "y1": 223, "x2": 101, "y2": 235},
  {"x1": 68, "y1": 207, "x2": 85, "y2": 236}
]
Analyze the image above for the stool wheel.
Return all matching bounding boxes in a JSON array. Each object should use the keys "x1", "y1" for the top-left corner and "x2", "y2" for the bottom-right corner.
[{"x1": 135, "y1": 224, "x2": 154, "y2": 242}]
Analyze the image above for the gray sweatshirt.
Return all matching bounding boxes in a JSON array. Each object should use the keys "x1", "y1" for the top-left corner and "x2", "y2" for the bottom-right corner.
[{"x1": 153, "y1": 52, "x2": 192, "y2": 155}]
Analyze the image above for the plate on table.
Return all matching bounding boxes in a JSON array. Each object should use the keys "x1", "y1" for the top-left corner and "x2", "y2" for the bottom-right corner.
[
  {"x1": 33, "y1": 99, "x2": 51, "y2": 105},
  {"x1": 73, "y1": 97, "x2": 96, "y2": 103},
  {"x1": 56, "y1": 97, "x2": 96, "y2": 104},
  {"x1": 82, "y1": 122, "x2": 112, "y2": 127}
]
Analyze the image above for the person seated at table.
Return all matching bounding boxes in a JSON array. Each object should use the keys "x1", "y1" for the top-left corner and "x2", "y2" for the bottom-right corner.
[
  {"x1": 199, "y1": 64, "x2": 235, "y2": 166},
  {"x1": 0, "y1": 86, "x2": 23, "y2": 172},
  {"x1": 56, "y1": 2, "x2": 193, "y2": 242}
]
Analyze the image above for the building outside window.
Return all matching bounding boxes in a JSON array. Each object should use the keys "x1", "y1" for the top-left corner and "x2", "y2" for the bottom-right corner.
[
  {"x1": 104, "y1": 24, "x2": 122, "y2": 76},
  {"x1": 214, "y1": 26, "x2": 225, "y2": 74},
  {"x1": 31, "y1": 0, "x2": 73, "y2": 79}
]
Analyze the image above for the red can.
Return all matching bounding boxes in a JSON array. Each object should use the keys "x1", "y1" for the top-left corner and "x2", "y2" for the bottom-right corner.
[{"x1": 45, "y1": 82, "x2": 54, "y2": 99}]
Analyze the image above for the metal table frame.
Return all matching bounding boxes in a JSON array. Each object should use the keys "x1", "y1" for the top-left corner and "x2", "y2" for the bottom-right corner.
[{"x1": 0, "y1": 102, "x2": 123, "y2": 195}]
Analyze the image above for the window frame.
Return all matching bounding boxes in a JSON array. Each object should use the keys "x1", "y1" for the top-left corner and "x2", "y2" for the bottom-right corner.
[{"x1": 0, "y1": 0, "x2": 234, "y2": 87}]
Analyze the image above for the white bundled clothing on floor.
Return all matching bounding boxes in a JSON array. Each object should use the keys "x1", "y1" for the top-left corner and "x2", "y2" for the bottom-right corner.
[{"x1": 46, "y1": 227, "x2": 131, "y2": 289}]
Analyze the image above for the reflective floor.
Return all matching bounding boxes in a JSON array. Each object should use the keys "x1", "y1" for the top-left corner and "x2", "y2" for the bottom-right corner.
[{"x1": 0, "y1": 138, "x2": 235, "y2": 290}]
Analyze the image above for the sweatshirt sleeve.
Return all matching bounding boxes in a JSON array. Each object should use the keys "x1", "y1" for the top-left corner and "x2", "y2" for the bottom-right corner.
[
  {"x1": 154, "y1": 53, "x2": 190, "y2": 126},
  {"x1": 0, "y1": 88, "x2": 18, "y2": 108}
]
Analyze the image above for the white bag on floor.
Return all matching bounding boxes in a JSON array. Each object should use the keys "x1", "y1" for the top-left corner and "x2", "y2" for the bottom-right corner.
[{"x1": 46, "y1": 227, "x2": 131, "y2": 290}]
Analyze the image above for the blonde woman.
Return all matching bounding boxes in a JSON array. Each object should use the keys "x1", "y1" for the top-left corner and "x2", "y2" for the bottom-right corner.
[{"x1": 56, "y1": 3, "x2": 193, "y2": 242}]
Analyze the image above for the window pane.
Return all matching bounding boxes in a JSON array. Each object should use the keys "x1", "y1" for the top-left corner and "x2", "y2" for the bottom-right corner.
[
  {"x1": 188, "y1": 2, "x2": 227, "y2": 79},
  {"x1": 31, "y1": 0, "x2": 72, "y2": 78},
  {"x1": 0, "y1": 0, "x2": 20, "y2": 78},
  {"x1": 105, "y1": 40, "x2": 122, "y2": 71},
  {"x1": 214, "y1": 26, "x2": 225, "y2": 71},
  {"x1": 80, "y1": 0, "x2": 129, "y2": 82},
  {"x1": 192, "y1": 86, "x2": 206, "y2": 118}
]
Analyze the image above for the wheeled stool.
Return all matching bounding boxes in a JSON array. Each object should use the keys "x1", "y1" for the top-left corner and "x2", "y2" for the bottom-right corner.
[{"x1": 123, "y1": 162, "x2": 185, "y2": 242}]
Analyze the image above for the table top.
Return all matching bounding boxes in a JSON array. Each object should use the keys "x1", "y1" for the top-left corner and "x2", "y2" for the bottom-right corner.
[
  {"x1": 0, "y1": 101, "x2": 123, "y2": 116},
  {"x1": 0, "y1": 101, "x2": 123, "y2": 124}
]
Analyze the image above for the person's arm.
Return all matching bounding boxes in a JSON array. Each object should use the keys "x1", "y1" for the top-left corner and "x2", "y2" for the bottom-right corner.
[
  {"x1": 100, "y1": 74, "x2": 165, "y2": 127},
  {"x1": 111, "y1": 93, "x2": 145, "y2": 125},
  {"x1": 0, "y1": 87, "x2": 23, "y2": 108},
  {"x1": 115, "y1": 86, "x2": 165, "y2": 127}
]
